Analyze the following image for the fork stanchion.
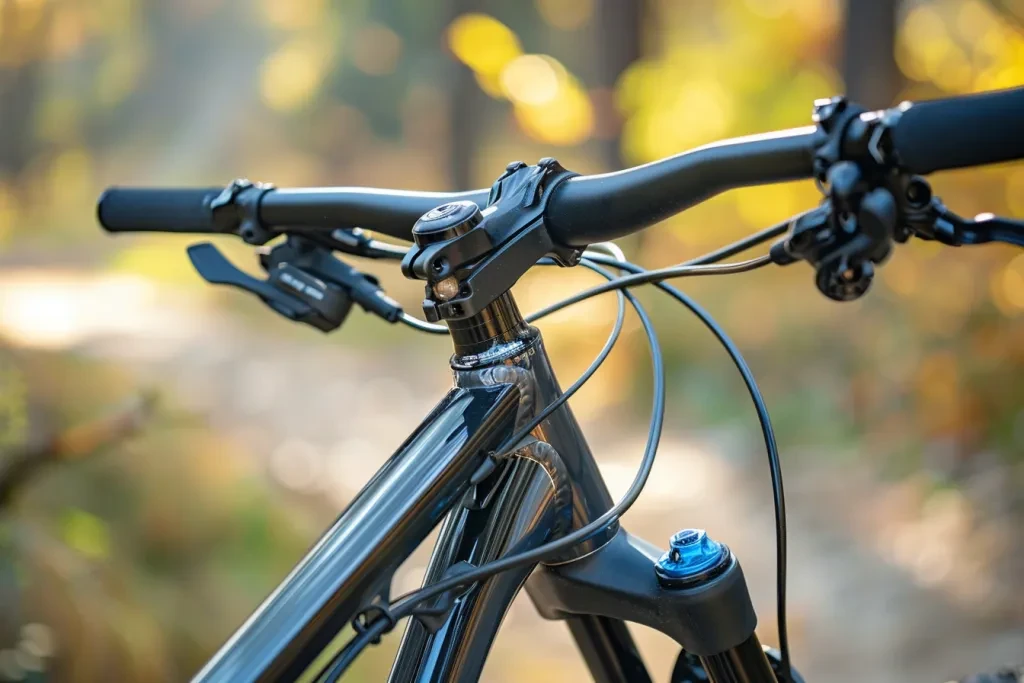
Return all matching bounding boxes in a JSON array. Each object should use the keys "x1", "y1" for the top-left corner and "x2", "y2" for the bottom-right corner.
[{"x1": 656, "y1": 529, "x2": 778, "y2": 683}]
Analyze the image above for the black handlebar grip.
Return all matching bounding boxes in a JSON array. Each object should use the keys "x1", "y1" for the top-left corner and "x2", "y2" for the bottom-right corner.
[
  {"x1": 97, "y1": 187, "x2": 226, "y2": 233},
  {"x1": 888, "y1": 86, "x2": 1024, "y2": 175}
]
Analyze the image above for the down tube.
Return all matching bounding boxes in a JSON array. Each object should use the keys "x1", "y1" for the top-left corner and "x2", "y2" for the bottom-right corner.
[{"x1": 191, "y1": 384, "x2": 520, "y2": 683}]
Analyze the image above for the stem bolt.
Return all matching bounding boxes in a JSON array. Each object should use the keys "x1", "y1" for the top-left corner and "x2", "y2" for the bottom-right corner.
[{"x1": 433, "y1": 277, "x2": 460, "y2": 301}]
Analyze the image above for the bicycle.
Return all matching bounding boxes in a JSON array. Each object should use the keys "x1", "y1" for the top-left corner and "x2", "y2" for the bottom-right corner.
[{"x1": 95, "y1": 86, "x2": 1024, "y2": 682}]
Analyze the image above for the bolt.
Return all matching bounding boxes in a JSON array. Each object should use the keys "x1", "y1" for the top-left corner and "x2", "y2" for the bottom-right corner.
[
  {"x1": 433, "y1": 277, "x2": 460, "y2": 301},
  {"x1": 905, "y1": 179, "x2": 931, "y2": 207}
]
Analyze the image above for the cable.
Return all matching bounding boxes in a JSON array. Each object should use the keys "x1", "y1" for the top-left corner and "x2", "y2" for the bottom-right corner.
[
  {"x1": 390, "y1": 253, "x2": 790, "y2": 679},
  {"x1": 359, "y1": 257, "x2": 766, "y2": 620},
  {"x1": 316, "y1": 257, "x2": 640, "y2": 680},
  {"x1": 583, "y1": 252, "x2": 791, "y2": 679},
  {"x1": 398, "y1": 312, "x2": 447, "y2": 334},
  {"x1": 321, "y1": 617, "x2": 391, "y2": 683},
  {"x1": 338, "y1": 243, "x2": 786, "y2": 677},
  {"x1": 527, "y1": 255, "x2": 770, "y2": 322},
  {"x1": 396, "y1": 246, "x2": 764, "y2": 335},
  {"x1": 385, "y1": 267, "x2": 663, "y2": 619},
  {"x1": 682, "y1": 215, "x2": 795, "y2": 265},
  {"x1": 365, "y1": 239, "x2": 409, "y2": 259},
  {"x1": 494, "y1": 258, "x2": 626, "y2": 469}
]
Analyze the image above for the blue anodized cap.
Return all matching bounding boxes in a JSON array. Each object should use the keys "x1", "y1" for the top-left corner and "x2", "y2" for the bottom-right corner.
[{"x1": 655, "y1": 528, "x2": 729, "y2": 586}]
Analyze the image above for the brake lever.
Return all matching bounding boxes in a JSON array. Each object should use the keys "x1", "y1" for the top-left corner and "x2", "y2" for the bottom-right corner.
[
  {"x1": 919, "y1": 201, "x2": 1024, "y2": 248},
  {"x1": 187, "y1": 242, "x2": 351, "y2": 331}
]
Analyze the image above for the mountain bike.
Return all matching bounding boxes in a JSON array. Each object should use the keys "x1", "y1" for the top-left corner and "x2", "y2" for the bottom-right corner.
[{"x1": 96, "y1": 86, "x2": 1024, "y2": 683}]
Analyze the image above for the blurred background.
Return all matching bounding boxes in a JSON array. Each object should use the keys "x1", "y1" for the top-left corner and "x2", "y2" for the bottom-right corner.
[{"x1": 1, "y1": 0, "x2": 1023, "y2": 681}]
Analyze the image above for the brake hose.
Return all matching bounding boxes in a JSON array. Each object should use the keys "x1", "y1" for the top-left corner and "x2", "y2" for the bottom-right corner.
[
  {"x1": 321, "y1": 255, "x2": 656, "y2": 682},
  {"x1": 325, "y1": 243, "x2": 787, "y2": 681}
]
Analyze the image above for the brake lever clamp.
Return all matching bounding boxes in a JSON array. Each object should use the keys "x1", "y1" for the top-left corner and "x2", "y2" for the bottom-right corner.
[
  {"x1": 208, "y1": 178, "x2": 277, "y2": 245},
  {"x1": 400, "y1": 158, "x2": 583, "y2": 322},
  {"x1": 771, "y1": 160, "x2": 897, "y2": 302},
  {"x1": 810, "y1": 96, "x2": 867, "y2": 186}
]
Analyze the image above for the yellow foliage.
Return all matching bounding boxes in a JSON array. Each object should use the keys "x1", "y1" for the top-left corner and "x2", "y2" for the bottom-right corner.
[
  {"x1": 262, "y1": 0, "x2": 326, "y2": 31},
  {"x1": 48, "y1": 5, "x2": 89, "y2": 59},
  {"x1": 501, "y1": 54, "x2": 563, "y2": 105},
  {"x1": 884, "y1": 254, "x2": 922, "y2": 298},
  {"x1": 1007, "y1": 169, "x2": 1024, "y2": 217},
  {"x1": 260, "y1": 39, "x2": 334, "y2": 112},
  {"x1": 898, "y1": 0, "x2": 1024, "y2": 94},
  {"x1": 0, "y1": 183, "x2": 17, "y2": 245},
  {"x1": 36, "y1": 96, "x2": 80, "y2": 145},
  {"x1": 447, "y1": 13, "x2": 522, "y2": 77},
  {"x1": 734, "y1": 184, "x2": 803, "y2": 228},
  {"x1": 621, "y1": 75, "x2": 736, "y2": 161},
  {"x1": 47, "y1": 148, "x2": 93, "y2": 209},
  {"x1": 956, "y1": 0, "x2": 1001, "y2": 42},
  {"x1": 109, "y1": 236, "x2": 251, "y2": 285},
  {"x1": 474, "y1": 71, "x2": 505, "y2": 99},
  {"x1": 513, "y1": 78, "x2": 593, "y2": 146},
  {"x1": 997, "y1": 253, "x2": 1024, "y2": 311},
  {"x1": 62, "y1": 508, "x2": 112, "y2": 560},
  {"x1": 87, "y1": 0, "x2": 137, "y2": 38},
  {"x1": 95, "y1": 40, "x2": 146, "y2": 108}
]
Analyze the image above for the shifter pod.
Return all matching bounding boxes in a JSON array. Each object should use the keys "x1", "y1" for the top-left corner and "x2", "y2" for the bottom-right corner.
[
  {"x1": 186, "y1": 236, "x2": 403, "y2": 332},
  {"x1": 400, "y1": 158, "x2": 583, "y2": 322}
]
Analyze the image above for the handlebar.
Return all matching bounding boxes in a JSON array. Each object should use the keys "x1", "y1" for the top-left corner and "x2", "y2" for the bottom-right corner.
[
  {"x1": 98, "y1": 187, "x2": 227, "y2": 234},
  {"x1": 98, "y1": 127, "x2": 819, "y2": 246},
  {"x1": 546, "y1": 127, "x2": 818, "y2": 246},
  {"x1": 97, "y1": 88, "x2": 1023, "y2": 247},
  {"x1": 885, "y1": 86, "x2": 1024, "y2": 175},
  {"x1": 259, "y1": 187, "x2": 491, "y2": 239}
]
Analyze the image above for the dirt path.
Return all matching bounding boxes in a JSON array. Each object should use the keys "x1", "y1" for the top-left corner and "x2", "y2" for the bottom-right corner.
[{"x1": 1, "y1": 271, "x2": 1020, "y2": 682}]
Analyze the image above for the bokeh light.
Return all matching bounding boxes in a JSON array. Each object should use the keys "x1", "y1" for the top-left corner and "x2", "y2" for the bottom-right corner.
[{"x1": 260, "y1": 40, "x2": 334, "y2": 112}]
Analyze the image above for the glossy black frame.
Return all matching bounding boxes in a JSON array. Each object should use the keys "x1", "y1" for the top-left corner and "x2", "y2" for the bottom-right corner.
[
  {"x1": 191, "y1": 297, "x2": 662, "y2": 683},
  {"x1": 190, "y1": 287, "x2": 777, "y2": 683}
]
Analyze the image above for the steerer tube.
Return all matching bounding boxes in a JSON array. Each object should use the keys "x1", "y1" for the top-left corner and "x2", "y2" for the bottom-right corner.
[
  {"x1": 698, "y1": 634, "x2": 778, "y2": 683},
  {"x1": 447, "y1": 291, "x2": 531, "y2": 357}
]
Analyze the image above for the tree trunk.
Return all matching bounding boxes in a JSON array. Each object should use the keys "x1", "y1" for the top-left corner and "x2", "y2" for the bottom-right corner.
[
  {"x1": 842, "y1": 0, "x2": 902, "y2": 108},
  {"x1": 446, "y1": 0, "x2": 485, "y2": 190},
  {"x1": 0, "y1": 1, "x2": 50, "y2": 180},
  {"x1": 593, "y1": 0, "x2": 644, "y2": 171}
]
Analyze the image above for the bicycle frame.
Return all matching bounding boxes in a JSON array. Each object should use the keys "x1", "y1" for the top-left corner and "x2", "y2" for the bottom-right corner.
[{"x1": 193, "y1": 291, "x2": 776, "y2": 683}]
